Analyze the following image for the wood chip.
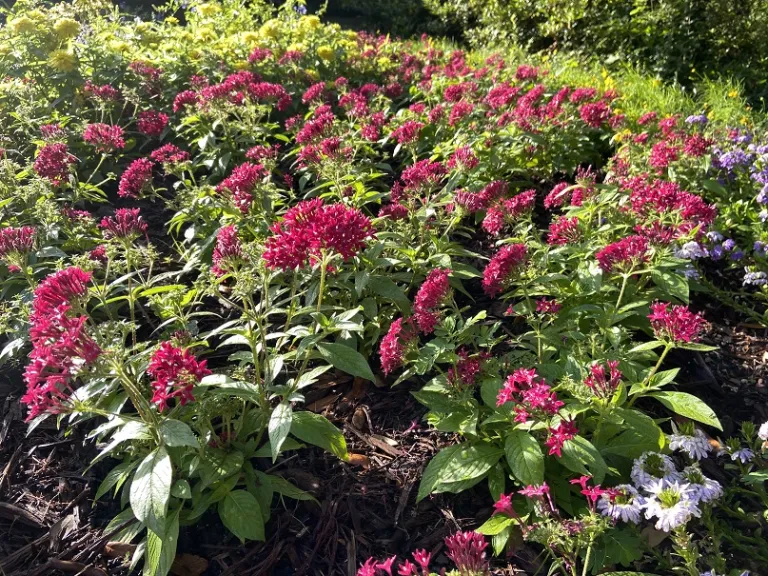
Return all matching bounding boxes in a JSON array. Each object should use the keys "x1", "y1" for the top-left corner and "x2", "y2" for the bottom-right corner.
[
  {"x1": 49, "y1": 559, "x2": 107, "y2": 576},
  {"x1": 171, "y1": 553, "x2": 209, "y2": 576},
  {"x1": 0, "y1": 501, "x2": 45, "y2": 528}
]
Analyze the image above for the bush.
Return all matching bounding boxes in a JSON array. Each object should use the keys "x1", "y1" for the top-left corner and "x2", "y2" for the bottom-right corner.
[{"x1": 424, "y1": 0, "x2": 768, "y2": 106}]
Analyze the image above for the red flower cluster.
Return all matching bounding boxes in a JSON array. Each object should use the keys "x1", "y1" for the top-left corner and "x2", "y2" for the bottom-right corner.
[
  {"x1": 447, "y1": 348, "x2": 488, "y2": 387},
  {"x1": 544, "y1": 182, "x2": 572, "y2": 209},
  {"x1": 482, "y1": 189, "x2": 536, "y2": 236},
  {"x1": 454, "y1": 180, "x2": 508, "y2": 212},
  {"x1": 99, "y1": 208, "x2": 148, "y2": 241},
  {"x1": 263, "y1": 199, "x2": 375, "y2": 271},
  {"x1": 212, "y1": 225, "x2": 245, "y2": 277},
  {"x1": 118, "y1": 158, "x2": 154, "y2": 199},
  {"x1": 496, "y1": 368, "x2": 565, "y2": 424},
  {"x1": 0, "y1": 226, "x2": 35, "y2": 272},
  {"x1": 579, "y1": 101, "x2": 612, "y2": 128},
  {"x1": 302, "y1": 82, "x2": 326, "y2": 104},
  {"x1": 147, "y1": 342, "x2": 211, "y2": 411},
  {"x1": 34, "y1": 143, "x2": 76, "y2": 185},
  {"x1": 21, "y1": 268, "x2": 99, "y2": 421},
  {"x1": 413, "y1": 268, "x2": 451, "y2": 334},
  {"x1": 136, "y1": 110, "x2": 169, "y2": 137},
  {"x1": 390, "y1": 120, "x2": 424, "y2": 144},
  {"x1": 536, "y1": 297, "x2": 561, "y2": 315},
  {"x1": 595, "y1": 235, "x2": 649, "y2": 272},
  {"x1": 84, "y1": 81, "x2": 121, "y2": 101},
  {"x1": 621, "y1": 177, "x2": 716, "y2": 227},
  {"x1": 216, "y1": 162, "x2": 268, "y2": 213},
  {"x1": 547, "y1": 216, "x2": 581, "y2": 245},
  {"x1": 398, "y1": 159, "x2": 447, "y2": 196},
  {"x1": 173, "y1": 90, "x2": 199, "y2": 113},
  {"x1": 83, "y1": 123, "x2": 125, "y2": 153},
  {"x1": 447, "y1": 146, "x2": 479, "y2": 170},
  {"x1": 648, "y1": 141, "x2": 679, "y2": 170},
  {"x1": 585, "y1": 360, "x2": 622, "y2": 398},
  {"x1": 444, "y1": 531, "x2": 489, "y2": 575},
  {"x1": 40, "y1": 123, "x2": 66, "y2": 139},
  {"x1": 482, "y1": 243, "x2": 527, "y2": 297},
  {"x1": 150, "y1": 143, "x2": 190, "y2": 165},
  {"x1": 545, "y1": 418, "x2": 578, "y2": 457},
  {"x1": 648, "y1": 302, "x2": 706, "y2": 343},
  {"x1": 379, "y1": 317, "x2": 417, "y2": 375}
]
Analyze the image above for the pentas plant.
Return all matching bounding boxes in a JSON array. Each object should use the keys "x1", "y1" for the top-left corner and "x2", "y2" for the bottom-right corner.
[{"x1": 1, "y1": 2, "x2": 767, "y2": 575}]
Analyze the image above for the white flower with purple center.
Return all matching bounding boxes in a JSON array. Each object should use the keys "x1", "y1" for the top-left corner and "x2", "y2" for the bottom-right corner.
[
  {"x1": 631, "y1": 452, "x2": 681, "y2": 489},
  {"x1": 643, "y1": 479, "x2": 701, "y2": 532},
  {"x1": 597, "y1": 484, "x2": 645, "y2": 524},
  {"x1": 758, "y1": 421, "x2": 768, "y2": 441},
  {"x1": 668, "y1": 429, "x2": 712, "y2": 461},
  {"x1": 681, "y1": 465, "x2": 723, "y2": 504},
  {"x1": 744, "y1": 270, "x2": 767, "y2": 287},
  {"x1": 674, "y1": 241, "x2": 708, "y2": 260},
  {"x1": 731, "y1": 448, "x2": 754, "y2": 463}
]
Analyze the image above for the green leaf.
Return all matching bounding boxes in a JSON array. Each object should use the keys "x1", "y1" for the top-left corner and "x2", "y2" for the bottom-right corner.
[
  {"x1": 504, "y1": 430, "x2": 544, "y2": 486},
  {"x1": 742, "y1": 471, "x2": 768, "y2": 485},
  {"x1": 199, "y1": 448, "x2": 244, "y2": 486},
  {"x1": 159, "y1": 419, "x2": 198, "y2": 448},
  {"x1": 368, "y1": 276, "x2": 411, "y2": 311},
  {"x1": 95, "y1": 460, "x2": 139, "y2": 501},
  {"x1": 129, "y1": 447, "x2": 172, "y2": 534},
  {"x1": 677, "y1": 342, "x2": 718, "y2": 352},
  {"x1": 291, "y1": 411, "x2": 348, "y2": 460},
  {"x1": 417, "y1": 442, "x2": 503, "y2": 501},
  {"x1": 487, "y1": 463, "x2": 505, "y2": 501},
  {"x1": 591, "y1": 528, "x2": 644, "y2": 572},
  {"x1": 476, "y1": 514, "x2": 515, "y2": 535},
  {"x1": 258, "y1": 472, "x2": 316, "y2": 501},
  {"x1": 651, "y1": 269, "x2": 689, "y2": 304},
  {"x1": 629, "y1": 341, "x2": 664, "y2": 353},
  {"x1": 171, "y1": 480, "x2": 192, "y2": 499},
  {"x1": 219, "y1": 490, "x2": 265, "y2": 542},
  {"x1": 145, "y1": 510, "x2": 179, "y2": 576},
  {"x1": 316, "y1": 342, "x2": 375, "y2": 382},
  {"x1": 268, "y1": 402, "x2": 292, "y2": 462},
  {"x1": 649, "y1": 391, "x2": 722, "y2": 430},
  {"x1": 559, "y1": 436, "x2": 607, "y2": 483}
]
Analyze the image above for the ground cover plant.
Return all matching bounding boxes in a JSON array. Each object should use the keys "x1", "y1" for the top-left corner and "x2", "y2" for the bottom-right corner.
[{"x1": 1, "y1": 1, "x2": 768, "y2": 575}]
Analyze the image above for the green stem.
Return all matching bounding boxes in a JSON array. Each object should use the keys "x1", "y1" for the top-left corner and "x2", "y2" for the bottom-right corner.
[
  {"x1": 628, "y1": 343, "x2": 672, "y2": 407},
  {"x1": 581, "y1": 536, "x2": 595, "y2": 576}
]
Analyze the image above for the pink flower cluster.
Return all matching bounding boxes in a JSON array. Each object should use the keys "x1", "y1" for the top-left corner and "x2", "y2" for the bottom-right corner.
[
  {"x1": 447, "y1": 348, "x2": 488, "y2": 387},
  {"x1": 390, "y1": 120, "x2": 424, "y2": 144},
  {"x1": 136, "y1": 110, "x2": 169, "y2": 137},
  {"x1": 83, "y1": 123, "x2": 125, "y2": 153},
  {"x1": 147, "y1": 342, "x2": 211, "y2": 411},
  {"x1": 216, "y1": 162, "x2": 269, "y2": 213},
  {"x1": 263, "y1": 199, "x2": 375, "y2": 271},
  {"x1": 482, "y1": 243, "x2": 527, "y2": 297},
  {"x1": 496, "y1": 368, "x2": 565, "y2": 425},
  {"x1": 357, "y1": 531, "x2": 488, "y2": 576},
  {"x1": 547, "y1": 216, "x2": 581, "y2": 245},
  {"x1": 379, "y1": 317, "x2": 417, "y2": 375},
  {"x1": 99, "y1": 208, "x2": 148, "y2": 241},
  {"x1": 545, "y1": 418, "x2": 578, "y2": 457},
  {"x1": 118, "y1": 158, "x2": 154, "y2": 199},
  {"x1": 21, "y1": 268, "x2": 100, "y2": 421},
  {"x1": 595, "y1": 235, "x2": 649, "y2": 272},
  {"x1": 84, "y1": 81, "x2": 121, "y2": 101},
  {"x1": 584, "y1": 360, "x2": 622, "y2": 398},
  {"x1": 150, "y1": 144, "x2": 190, "y2": 165},
  {"x1": 0, "y1": 226, "x2": 36, "y2": 272},
  {"x1": 481, "y1": 189, "x2": 536, "y2": 236},
  {"x1": 648, "y1": 302, "x2": 706, "y2": 343},
  {"x1": 212, "y1": 225, "x2": 245, "y2": 277},
  {"x1": 413, "y1": 268, "x2": 451, "y2": 334},
  {"x1": 34, "y1": 143, "x2": 76, "y2": 185}
]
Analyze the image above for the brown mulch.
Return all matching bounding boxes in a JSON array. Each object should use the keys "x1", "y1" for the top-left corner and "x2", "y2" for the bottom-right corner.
[{"x1": 2, "y1": 313, "x2": 768, "y2": 575}]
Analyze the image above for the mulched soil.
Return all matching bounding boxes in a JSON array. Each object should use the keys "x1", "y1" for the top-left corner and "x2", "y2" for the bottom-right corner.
[{"x1": 2, "y1": 309, "x2": 767, "y2": 576}]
